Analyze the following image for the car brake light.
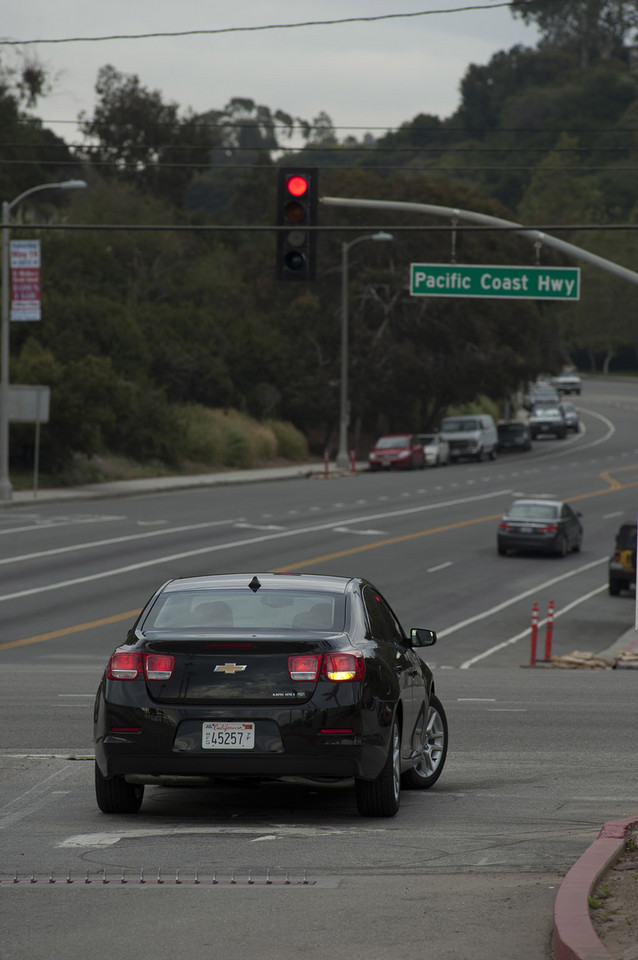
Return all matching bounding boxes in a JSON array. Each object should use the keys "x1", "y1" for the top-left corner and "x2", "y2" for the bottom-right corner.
[
  {"x1": 107, "y1": 651, "x2": 175, "y2": 680},
  {"x1": 144, "y1": 653, "x2": 174, "y2": 680},
  {"x1": 107, "y1": 651, "x2": 142, "y2": 680},
  {"x1": 498, "y1": 521, "x2": 512, "y2": 531},
  {"x1": 540, "y1": 523, "x2": 558, "y2": 533},
  {"x1": 288, "y1": 654, "x2": 320, "y2": 681},
  {"x1": 323, "y1": 652, "x2": 365, "y2": 682}
]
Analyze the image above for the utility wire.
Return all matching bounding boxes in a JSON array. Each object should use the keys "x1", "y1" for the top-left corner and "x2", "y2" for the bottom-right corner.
[{"x1": 0, "y1": 2, "x2": 532, "y2": 45}]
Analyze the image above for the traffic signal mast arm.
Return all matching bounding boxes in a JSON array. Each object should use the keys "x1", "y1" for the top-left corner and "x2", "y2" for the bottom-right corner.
[{"x1": 320, "y1": 196, "x2": 638, "y2": 288}]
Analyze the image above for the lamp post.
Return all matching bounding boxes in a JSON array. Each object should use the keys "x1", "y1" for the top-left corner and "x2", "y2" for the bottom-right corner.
[
  {"x1": 335, "y1": 231, "x2": 393, "y2": 470},
  {"x1": 0, "y1": 179, "x2": 87, "y2": 500}
]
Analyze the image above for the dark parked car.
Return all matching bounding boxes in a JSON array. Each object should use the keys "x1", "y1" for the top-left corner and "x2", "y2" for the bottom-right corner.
[
  {"x1": 529, "y1": 403, "x2": 568, "y2": 440},
  {"x1": 497, "y1": 498, "x2": 583, "y2": 556},
  {"x1": 608, "y1": 523, "x2": 637, "y2": 596},
  {"x1": 368, "y1": 434, "x2": 425, "y2": 471},
  {"x1": 94, "y1": 573, "x2": 448, "y2": 818},
  {"x1": 559, "y1": 401, "x2": 580, "y2": 432},
  {"x1": 496, "y1": 421, "x2": 532, "y2": 452}
]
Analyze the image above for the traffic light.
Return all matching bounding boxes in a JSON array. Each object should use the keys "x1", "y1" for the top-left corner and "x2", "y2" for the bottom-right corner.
[{"x1": 276, "y1": 167, "x2": 318, "y2": 281}]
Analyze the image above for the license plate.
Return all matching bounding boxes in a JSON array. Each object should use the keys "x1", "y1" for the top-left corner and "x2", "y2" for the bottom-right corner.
[
  {"x1": 202, "y1": 722, "x2": 255, "y2": 749},
  {"x1": 520, "y1": 526, "x2": 533, "y2": 533}
]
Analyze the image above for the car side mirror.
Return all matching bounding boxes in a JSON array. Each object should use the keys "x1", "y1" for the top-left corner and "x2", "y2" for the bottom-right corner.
[{"x1": 410, "y1": 627, "x2": 437, "y2": 647}]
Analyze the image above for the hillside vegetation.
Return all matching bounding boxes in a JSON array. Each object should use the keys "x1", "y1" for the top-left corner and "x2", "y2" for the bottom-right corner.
[{"x1": 2, "y1": 0, "x2": 638, "y2": 479}]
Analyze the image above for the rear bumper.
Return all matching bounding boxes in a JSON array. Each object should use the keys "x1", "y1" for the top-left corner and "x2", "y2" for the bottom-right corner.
[{"x1": 94, "y1": 691, "x2": 390, "y2": 783}]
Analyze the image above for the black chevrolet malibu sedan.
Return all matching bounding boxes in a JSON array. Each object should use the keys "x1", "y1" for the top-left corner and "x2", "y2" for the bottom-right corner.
[{"x1": 94, "y1": 573, "x2": 447, "y2": 818}]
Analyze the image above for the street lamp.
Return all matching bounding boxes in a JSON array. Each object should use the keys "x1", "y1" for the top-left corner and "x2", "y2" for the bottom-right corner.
[
  {"x1": 335, "y1": 231, "x2": 393, "y2": 470},
  {"x1": 0, "y1": 179, "x2": 87, "y2": 500}
]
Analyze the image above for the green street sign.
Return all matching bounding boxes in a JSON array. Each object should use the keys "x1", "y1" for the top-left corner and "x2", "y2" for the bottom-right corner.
[{"x1": 410, "y1": 263, "x2": 580, "y2": 300}]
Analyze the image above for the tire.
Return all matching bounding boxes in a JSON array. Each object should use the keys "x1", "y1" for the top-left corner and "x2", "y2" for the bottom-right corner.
[
  {"x1": 401, "y1": 695, "x2": 448, "y2": 790},
  {"x1": 489, "y1": 448, "x2": 497, "y2": 461},
  {"x1": 476, "y1": 448, "x2": 484, "y2": 462},
  {"x1": 497, "y1": 543, "x2": 507, "y2": 556},
  {"x1": 95, "y1": 762, "x2": 144, "y2": 814},
  {"x1": 355, "y1": 718, "x2": 401, "y2": 817},
  {"x1": 609, "y1": 578, "x2": 621, "y2": 596},
  {"x1": 556, "y1": 535, "x2": 568, "y2": 558}
]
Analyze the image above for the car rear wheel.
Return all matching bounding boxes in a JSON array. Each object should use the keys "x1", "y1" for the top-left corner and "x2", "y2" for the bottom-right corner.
[
  {"x1": 95, "y1": 763, "x2": 144, "y2": 814},
  {"x1": 556, "y1": 535, "x2": 568, "y2": 558},
  {"x1": 355, "y1": 718, "x2": 400, "y2": 817},
  {"x1": 401, "y1": 695, "x2": 448, "y2": 790},
  {"x1": 609, "y1": 578, "x2": 621, "y2": 596}
]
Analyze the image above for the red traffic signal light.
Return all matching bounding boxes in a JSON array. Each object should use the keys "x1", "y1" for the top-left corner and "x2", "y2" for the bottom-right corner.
[{"x1": 276, "y1": 168, "x2": 318, "y2": 282}]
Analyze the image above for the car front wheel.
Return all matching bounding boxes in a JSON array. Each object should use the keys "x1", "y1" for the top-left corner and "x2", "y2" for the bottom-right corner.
[
  {"x1": 95, "y1": 763, "x2": 144, "y2": 814},
  {"x1": 355, "y1": 718, "x2": 401, "y2": 817},
  {"x1": 401, "y1": 695, "x2": 448, "y2": 790}
]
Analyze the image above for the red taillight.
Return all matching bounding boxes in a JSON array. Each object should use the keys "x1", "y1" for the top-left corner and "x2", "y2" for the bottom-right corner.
[
  {"x1": 144, "y1": 654, "x2": 174, "y2": 680},
  {"x1": 288, "y1": 652, "x2": 364, "y2": 682},
  {"x1": 540, "y1": 523, "x2": 558, "y2": 533},
  {"x1": 288, "y1": 654, "x2": 320, "y2": 681},
  {"x1": 323, "y1": 652, "x2": 365, "y2": 682},
  {"x1": 107, "y1": 651, "x2": 174, "y2": 681},
  {"x1": 498, "y1": 521, "x2": 512, "y2": 531},
  {"x1": 108, "y1": 651, "x2": 142, "y2": 680}
]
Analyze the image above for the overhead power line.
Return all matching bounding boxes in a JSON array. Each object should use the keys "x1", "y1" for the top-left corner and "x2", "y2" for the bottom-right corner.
[{"x1": 0, "y1": 2, "x2": 531, "y2": 45}]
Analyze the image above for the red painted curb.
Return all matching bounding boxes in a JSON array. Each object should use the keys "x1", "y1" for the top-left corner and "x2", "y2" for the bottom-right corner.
[{"x1": 553, "y1": 816, "x2": 638, "y2": 960}]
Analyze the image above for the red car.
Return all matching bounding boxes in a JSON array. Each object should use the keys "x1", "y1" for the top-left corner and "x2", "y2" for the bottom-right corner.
[{"x1": 368, "y1": 434, "x2": 425, "y2": 471}]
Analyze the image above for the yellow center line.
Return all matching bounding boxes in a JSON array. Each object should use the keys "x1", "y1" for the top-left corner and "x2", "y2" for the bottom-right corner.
[
  {"x1": 4, "y1": 465, "x2": 638, "y2": 650},
  {"x1": 0, "y1": 610, "x2": 141, "y2": 651}
]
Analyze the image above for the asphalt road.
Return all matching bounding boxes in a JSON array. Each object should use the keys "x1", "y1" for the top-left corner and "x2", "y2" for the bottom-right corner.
[{"x1": 1, "y1": 376, "x2": 637, "y2": 960}]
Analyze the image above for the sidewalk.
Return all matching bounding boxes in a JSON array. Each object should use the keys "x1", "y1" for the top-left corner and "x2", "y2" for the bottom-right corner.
[{"x1": 3, "y1": 460, "x2": 360, "y2": 508}]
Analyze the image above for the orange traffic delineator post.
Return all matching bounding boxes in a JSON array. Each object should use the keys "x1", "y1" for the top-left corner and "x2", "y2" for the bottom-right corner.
[
  {"x1": 324, "y1": 448, "x2": 330, "y2": 478},
  {"x1": 350, "y1": 449, "x2": 356, "y2": 474},
  {"x1": 544, "y1": 600, "x2": 555, "y2": 661},
  {"x1": 530, "y1": 601, "x2": 539, "y2": 666}
]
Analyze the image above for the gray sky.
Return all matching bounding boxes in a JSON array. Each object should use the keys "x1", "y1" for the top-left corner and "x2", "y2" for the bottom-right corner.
[{"x1": 4, "y1": 2, "x2": 540, "y2": 141}]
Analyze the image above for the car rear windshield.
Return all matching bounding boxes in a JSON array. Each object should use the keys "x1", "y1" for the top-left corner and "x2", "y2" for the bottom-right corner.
[
  {"x1": 375, "y1": 436, "x2": 409, "y2": 449},
  {"x1": 441, "y1": 419, "x2": 478, "y2": 432},
  {"x1": 509, "y1": 503, "x2": 558, "y2": 520},
  {"x1": 142, "y1": 590, "x2": 346, "y2": 632}
]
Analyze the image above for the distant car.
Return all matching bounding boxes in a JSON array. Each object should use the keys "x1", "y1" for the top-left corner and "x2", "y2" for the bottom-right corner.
[
  {"x1": 418, "y1": 433, "x2": 450, "y2": 466},
  {"x1": 552, "y1": 374, "x2": 582, "y2": 395},
  {"x1": 368, "y1": 434, "x2": 425, "y2": 471},
  {"x1": 608, "y1": 523, "x2": 637, "y2": 596},
  {"x1": 496, "y1": 421, "x2": 532, "y2": 452},
  {"x1": 497, "y1": 498, "x2": 583, "y2": 557},
  {"x1": 524, "y1": 382, "x2": 561, "y2": 410},
  {"x1": 439, "y1": 414, "x2": 498, "y2": 462},
  {"x1": 529, "y1": 403, "x2": 568, "y2": 439},
  {"x1": 559, "y1": 401, "x2": 580, "y2": 432},
  {"x1": 94, "y1": 572, "x2": 448, "y2": 818}
]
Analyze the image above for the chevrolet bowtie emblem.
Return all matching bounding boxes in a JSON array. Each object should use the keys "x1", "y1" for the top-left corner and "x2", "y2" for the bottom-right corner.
[{"x1": 214, "y1": 663, "x2": 247, "y2": 674}]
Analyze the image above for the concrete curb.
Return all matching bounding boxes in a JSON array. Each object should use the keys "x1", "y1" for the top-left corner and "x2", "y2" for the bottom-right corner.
[{"x1": 553, "y1": 816, "x2": 638, "y2": 960}]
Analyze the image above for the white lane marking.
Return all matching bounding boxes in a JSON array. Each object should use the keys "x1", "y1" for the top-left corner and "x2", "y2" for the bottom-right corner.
[
  {"x1": 0, "y1": 766, "x2": 75, "y2": 829},
  {"x1": 440, "y1": 556, "x2": 607, "y2": 640},
  {"x1": 234, "y1": 522, "x2": 286, "y2": 531},
  {"x1": 460, "y1": 582, "x2": 608, "y2": 669},
  {"x1": 59, "y1": 826, "x2": 349, "y2": 847},
  {"x1": 332, "y1": 527, "x2": 386, "y2": 536},
  {"x1": 0, "y1": 489, "x2": 513, "y2": 604},
  {"x1": 0, "y1": 517, "x2": 245, "y2": 567},
  {"x1": 0, "y1": 515, "x2": 127, "y2": 536},
  {"x1": 427, "y1": 561, "x2": 452, "y2": 572}
]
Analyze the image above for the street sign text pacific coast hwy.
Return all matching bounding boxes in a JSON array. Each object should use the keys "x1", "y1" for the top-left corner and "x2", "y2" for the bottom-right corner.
[{"x1": 410, "y1": 263, "x2": 580, "y2": 300}]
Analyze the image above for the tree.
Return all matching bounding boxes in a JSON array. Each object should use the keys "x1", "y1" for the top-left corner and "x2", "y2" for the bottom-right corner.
[
  {"x1": 79, "y1": 65, "x2": 218, "y2": 204},
  {"x1": 503, "y1": 1, "x2": 638, "y2": 67}
]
